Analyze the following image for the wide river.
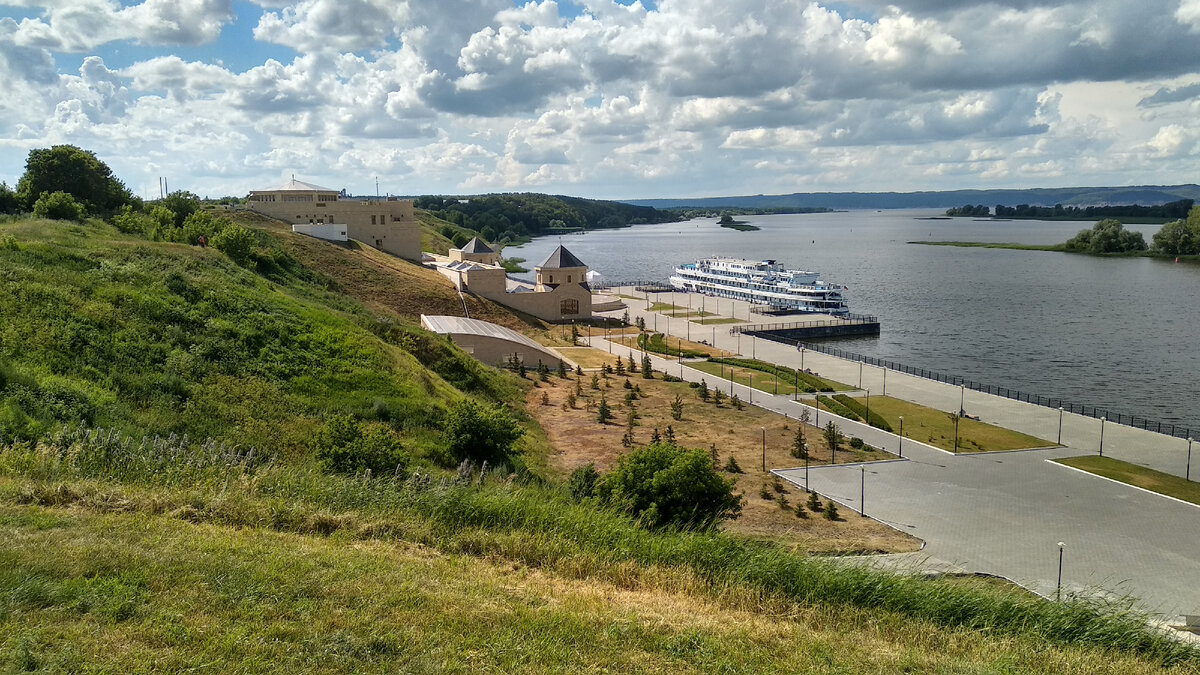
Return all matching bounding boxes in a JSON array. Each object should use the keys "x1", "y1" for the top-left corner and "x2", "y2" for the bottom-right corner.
[{"x1": 506, "y1": 210, "x2": 1200, "y2": 434}]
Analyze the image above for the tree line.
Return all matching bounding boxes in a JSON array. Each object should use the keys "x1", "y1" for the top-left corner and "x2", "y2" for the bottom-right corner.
[
  {"x1": 414, "y1": 192, "x2": 681, "y2": 247},
  {"x1": 946, "y1": 199, "x2": 1195, "y2": 220}
]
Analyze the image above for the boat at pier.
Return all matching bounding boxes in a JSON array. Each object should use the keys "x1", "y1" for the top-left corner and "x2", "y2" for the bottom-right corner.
[{"x1": 669, "y1": 257, "x2": 850, "y2": 315}]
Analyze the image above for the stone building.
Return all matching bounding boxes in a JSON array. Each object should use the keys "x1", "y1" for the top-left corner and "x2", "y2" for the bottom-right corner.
[
  {"x1": 433, "y1": 242, "x2": 594, "y2": 322},
  {"x1": 247, "y1": 178, "x2": 421, "y2": 260},
  {"x1": 448, "y1": 237, "x2": 499, "y2": 265}
]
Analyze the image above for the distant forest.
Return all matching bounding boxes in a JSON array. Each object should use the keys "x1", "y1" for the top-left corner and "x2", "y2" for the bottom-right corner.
[
  {"x1": 413, "y1": 193, "x2": 680, "y2": 245},
  {"x1": 946, "y1": 199, "x2": 1195, "y2": 220}
]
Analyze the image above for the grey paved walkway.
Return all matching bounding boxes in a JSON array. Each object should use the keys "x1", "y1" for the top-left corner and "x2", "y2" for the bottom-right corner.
[{"x1": 593, "y1": 291, "x2": 1200, "y2": 620}]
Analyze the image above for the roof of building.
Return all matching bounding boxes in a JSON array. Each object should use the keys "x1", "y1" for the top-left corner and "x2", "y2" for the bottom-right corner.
[
  {"x1": 420, "y1": 315, "x2": 546, "y2": 351},
  {"x1": 253, "y1": 178, "x2": 336, "y2": 193},
  {"x1": 537, "y1": 245, "x2": 586, "y2": 269},
  {"x1": 459, "y1": 237, "x2": 495, "y2": 254}
]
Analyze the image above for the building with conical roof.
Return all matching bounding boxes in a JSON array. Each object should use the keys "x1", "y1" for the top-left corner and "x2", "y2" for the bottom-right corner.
[
  {"x1": 535, "y1": 245, "x2": 588, "y2": 291},
  {"x1": 449, "y1": 237, "x2": 499, "y2": 265},
  {"x1": 247, "y1": 177, "x2": 420, "y2": 260},
  {"x1": 432, "y1": 242, "x2": 594, "y2": 321}
]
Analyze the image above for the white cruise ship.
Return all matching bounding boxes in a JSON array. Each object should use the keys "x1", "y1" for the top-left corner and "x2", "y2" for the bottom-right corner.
[{"x1": 669, "y1": 257, "x2": 850, "y2": 315}]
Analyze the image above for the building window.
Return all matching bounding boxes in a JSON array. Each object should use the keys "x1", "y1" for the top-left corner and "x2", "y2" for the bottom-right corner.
[
  {"x1": 561, "y1": 299, "x2": 579, "y2": 315},
  {"x1": 549, "y1": 275, "x2": 554, "y2": 283},
  {"x1": 567, "y1": 275, "x2": 572, "y2": 283},
  {"x1": 371, "y1": 215, "x2": 377, "y2": 225}
]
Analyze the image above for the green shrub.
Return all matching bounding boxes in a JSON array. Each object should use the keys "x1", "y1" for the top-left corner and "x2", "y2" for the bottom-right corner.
[
  {"x1": 178, "y1": 210, "x2": 229, "y2": 245},
  {"x1": 212, "y1": 223, "x2": 256, "y2": 265},
  {"x1": 595, "y1": 442, "x2": 742, "y2": 529},
  {"x1": 32, "y1": 191, "x2": 84, "y2": 221},
  {"x1": 807, "y1": 491, "x2": 822, "y2": 512},
  {"x1": 849, "y1": 437, "x2": 864, "y2": 449},
  {"x1": 817, "y1": 395, "x2": 860, "y2": 421},
  {"x1": 0, "y1": 181, "x2": 18, "y2": 214},
  {"x1": 313, "y1": 414, "x2": 407, "y2": 475},
  {"x1": 443, "y1": 398, "x2": 523, "y2": 464},
  {"x1": 568, "y1": 463, "x2": 600, "y2": 501},
  {"x1": 724, "y1": 456, "x2": 742, "y2": 474},
  {"x1": 0, "y1": 233, "x2": 18, "y2": 251},
  {"x1": 111, "y1": 205, "x2": 153, "y2": 235}
]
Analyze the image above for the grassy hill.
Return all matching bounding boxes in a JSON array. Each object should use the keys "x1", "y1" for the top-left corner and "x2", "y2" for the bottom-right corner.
[
  {"x1": 0, "y1": 214, "x2": 529, "y2": 463},
  {"x1": 1, "y1": 215, "x2": 1197, "y2": 671}
]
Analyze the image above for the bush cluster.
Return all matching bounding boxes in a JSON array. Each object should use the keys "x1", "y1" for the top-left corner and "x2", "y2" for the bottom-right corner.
[
  {"x1": 443, "y1": 398, "x2": 523, "y2": 465},
  {"x1": 594, "y1": 442, "x2": 742, "y2": 529},
  {"x1": 312, "y1": 414, "x2": 408, "y2": 475}
]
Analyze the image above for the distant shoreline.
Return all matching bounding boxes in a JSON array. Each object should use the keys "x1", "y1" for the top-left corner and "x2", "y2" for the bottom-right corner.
[{"x1": 911, "y1": 241, "x2": 1199, "y2": 260}]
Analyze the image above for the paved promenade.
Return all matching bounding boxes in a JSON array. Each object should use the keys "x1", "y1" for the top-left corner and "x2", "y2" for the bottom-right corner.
[{"x1": 593, "y1": 290, "x2": 1200, "y2": 620}]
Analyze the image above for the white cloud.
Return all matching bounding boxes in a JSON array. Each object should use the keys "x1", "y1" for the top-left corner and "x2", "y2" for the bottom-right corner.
[
  {"x1": 6, "y1": 0, "x2": 1200, "y2": 196},
  {"x1": 8, "y1": 0, "x2": 233, "y2": 51}
]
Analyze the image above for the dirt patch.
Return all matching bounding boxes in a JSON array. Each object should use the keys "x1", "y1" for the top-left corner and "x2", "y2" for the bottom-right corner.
[{"x1": 525, "y1": 373, "x2": 921, "y2": 554}]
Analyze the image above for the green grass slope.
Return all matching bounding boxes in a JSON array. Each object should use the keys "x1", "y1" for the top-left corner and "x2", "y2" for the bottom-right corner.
[{"x1": 0, "y1": 217, "x2": 524, "y2": 463}]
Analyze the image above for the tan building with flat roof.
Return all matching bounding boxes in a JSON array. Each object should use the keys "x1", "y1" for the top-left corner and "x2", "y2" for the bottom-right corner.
[{"x1": 247, "y1": 178, "x2": 421, "y2": 260}]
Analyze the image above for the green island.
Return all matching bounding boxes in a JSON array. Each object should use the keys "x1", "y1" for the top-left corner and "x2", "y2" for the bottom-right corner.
[
  {"x1": 0, "y1": 146, "x2": 1196, "y2": 671},
  {"x1": 924, "y1": 205, "x2": 1200, "y2": 259},
  {"x1": 718, "y1": 213, "x2": 760, "y2": 231},
  {"x1": 1055, "y1": 455, "x2": 1200, "y2": 506}
]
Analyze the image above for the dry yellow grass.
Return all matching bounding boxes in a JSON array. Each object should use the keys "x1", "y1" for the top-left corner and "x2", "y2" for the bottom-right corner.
[
  {"x1": 261, "y1": 219, "x2": 539, "y2": 331},
  {"x1": 524, "y1": 372, "x2": 920, "y2": 554}
]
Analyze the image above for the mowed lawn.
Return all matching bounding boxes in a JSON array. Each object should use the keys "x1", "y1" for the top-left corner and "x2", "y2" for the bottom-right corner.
[
  {"x1": 855, "y1": 396, "x2": 1051, "y2": 453},
  {"x1": 1055, "y1": 455, "x2": 1200, "y2": 505}
]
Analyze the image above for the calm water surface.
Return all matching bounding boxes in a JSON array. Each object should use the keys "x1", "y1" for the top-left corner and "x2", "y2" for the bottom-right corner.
[{"x1": 507, "y1": 210, "x2": 1200, "y2": 432}]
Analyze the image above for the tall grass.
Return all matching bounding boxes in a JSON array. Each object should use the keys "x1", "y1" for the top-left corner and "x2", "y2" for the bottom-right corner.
[{"x1": 3, "y1": 438, "x2": 1193, "y2": 666}]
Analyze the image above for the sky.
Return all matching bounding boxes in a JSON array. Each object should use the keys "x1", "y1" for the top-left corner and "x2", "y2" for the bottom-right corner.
[{"x1": 2, "y1": 0, "x2": 1200, "y2": 200}]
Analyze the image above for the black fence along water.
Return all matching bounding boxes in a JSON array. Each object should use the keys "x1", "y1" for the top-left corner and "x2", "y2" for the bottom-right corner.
[{"x1": 785, "y1": 340, "x2": 1193, "y2": 441}]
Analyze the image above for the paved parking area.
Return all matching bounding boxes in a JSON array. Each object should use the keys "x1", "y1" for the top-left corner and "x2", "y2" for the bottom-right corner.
[
  {"x1": 775, "y1": 449, "x2": 1200, "y2": 619},
  {"x1": 592, "y1": 294, "x2": 1200, "y2": 620}
]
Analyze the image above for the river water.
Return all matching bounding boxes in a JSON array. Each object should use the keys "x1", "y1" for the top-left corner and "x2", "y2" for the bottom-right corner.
[{"x1": 505, "y1": 210, "x2": 1200, "y2": 434}]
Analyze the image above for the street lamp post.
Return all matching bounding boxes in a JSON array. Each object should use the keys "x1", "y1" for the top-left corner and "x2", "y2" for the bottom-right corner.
[
  {"x1": 858, "y1": 361, "x2": 863, "y2": 388},
  {"x1": 953, "y1": 414, "x2": 960, "y2": 454},
  {"x1": 1057, "y1": 407, "x2": 1064, "y2": 445},
  {"x1": 1099, "y1": 416, "x2": 1106, "y2": 457},
  {"x1": 800, "y1": 347, "x2": 805, "y2": 371},
  {"x1": 898, "y1": 416, "x2": 904, "y2": 458},
  {"x1": 761, "y1": 427, "x2": 766, "y2": 472},
  {"x1": 1188, "y1": 437, "x2": 1194, "y2": 481},
  {"x1": 882, "y1": 368, "x2": 887, "y2": 396},
  {"x1": 860, "y1": 467, "x2": 866, "y2": 518},
  {"x1": 960, "y1": 384, "x2": 965, "y2": 415},
  {"x1": 1056, "y1": 542, "x2": 1066, "y2": 601},
  {"x1": 865, "y1": 389, "x2": 870, "y2": 427}
]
